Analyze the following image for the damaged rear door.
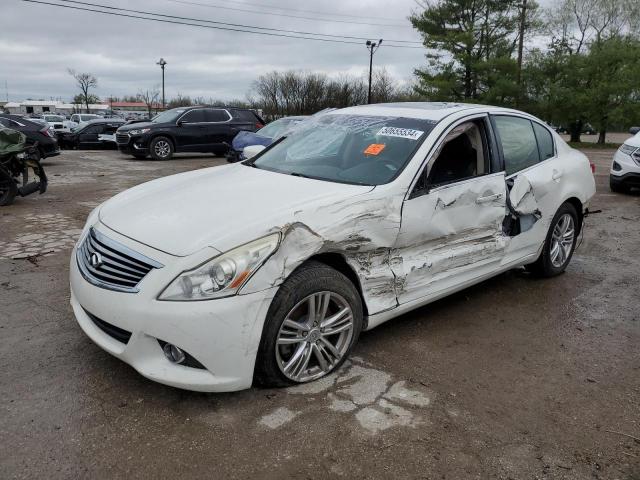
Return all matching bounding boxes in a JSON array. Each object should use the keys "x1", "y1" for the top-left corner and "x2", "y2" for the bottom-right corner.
[
  {"x1": 391, "y1": 115, "x2": 508, "y2": 305},
  {"x1": 491, "y1": 115, "x2": 563, "y2": 265}
]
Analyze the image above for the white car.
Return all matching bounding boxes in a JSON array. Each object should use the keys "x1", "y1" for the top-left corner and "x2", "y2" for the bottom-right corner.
[
  {"x1": 42, "y1": 114, "x2": 75, "y2": 133},
  {"x1": 70, "y1": 103, "x2": 595, "y2": 392},
  {"x1": 69, "y1": 113, "x2": 101, "y2": 129},
  {"x1": 610, "y1": 128, "x2": 640, "y2": 192}
]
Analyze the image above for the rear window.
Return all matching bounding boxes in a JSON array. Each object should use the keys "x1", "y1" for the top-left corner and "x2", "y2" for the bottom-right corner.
[
  {"x1": 532, "y1": 122, "x2": 555, "y2": 160},
  {"x1": 232, "y1": 109, "x2": 260, "y2": 122}
]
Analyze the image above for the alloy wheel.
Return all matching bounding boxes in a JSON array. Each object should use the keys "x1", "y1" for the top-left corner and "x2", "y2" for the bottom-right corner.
[
  {"x1": 275, "y1": 291, "x2": 354, "y2": 383},
  {"x1": 550, "y1": 213, "x2": 575, "y2": 268},
  {"x1": 154, "y1": 140, "x2": 170, "y2": 158}
]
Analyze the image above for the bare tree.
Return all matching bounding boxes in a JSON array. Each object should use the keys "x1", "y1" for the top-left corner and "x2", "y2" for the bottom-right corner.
[
  {"x1": 67, "y1": 69, "x2": 98, "y2": 113},
  {"x1": 138, "y1": 87, "x2": 160, "y2": 118}
]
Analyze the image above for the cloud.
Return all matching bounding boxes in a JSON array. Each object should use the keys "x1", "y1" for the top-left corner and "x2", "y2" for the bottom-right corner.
[{"x1": 2, "y1": 0, "x2": 425, "y2": 102}]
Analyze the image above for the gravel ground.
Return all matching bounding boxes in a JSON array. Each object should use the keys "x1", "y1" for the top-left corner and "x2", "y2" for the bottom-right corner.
[{"x1": 1, "y1": 148, "x2": 639, "y2": 480}]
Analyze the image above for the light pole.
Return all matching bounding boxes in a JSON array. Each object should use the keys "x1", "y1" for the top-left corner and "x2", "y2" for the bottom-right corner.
[
  {"x1": 366, "y1": 39, "x2": 383, "y2": 104},
  {"x1": 156, "y1": 58, "x2": 167, "y2": 110}
]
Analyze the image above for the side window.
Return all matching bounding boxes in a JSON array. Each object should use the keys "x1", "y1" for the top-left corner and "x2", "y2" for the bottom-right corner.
[
  {"x1": 493, "y1": 116, "x2": 540, "y2": 175},
  {"x1": 84, "y1": 125, "x2": 103, "y2": 134},
  {"x1": 204, "y1": 109, "x2": 231, "y2": 122},
  {"x1": 426, "y1": 119, "x2": 490, "y2": 187},
  {"x1": 0, "y1": 118, "x2": 8, "y2": 127},
  {"x1": 532, "y1": 122, "x2": 555, "y2": 160},
  {"x1": 181, "y1": 109, "x2": 205, "y2": 123}
]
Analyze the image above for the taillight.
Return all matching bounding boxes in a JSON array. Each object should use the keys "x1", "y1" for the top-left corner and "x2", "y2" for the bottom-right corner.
[
  {"x1": 41, "y1": 128, "x2": 53, "y2": 138},
  {"x1": 256, "y1": 123, "x2": 264, "y2": 129},
  {"x1": 590, "y1": 162, "x2": 596, "y2": 174}
]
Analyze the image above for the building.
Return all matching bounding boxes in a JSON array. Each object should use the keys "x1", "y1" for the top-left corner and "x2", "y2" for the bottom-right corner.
[
  {"x1": 109, "y1": 101, "x2": 162, "y2": 113},
  {"x1": 3, "y1": 100, "x2": 109, "y2": 115}
]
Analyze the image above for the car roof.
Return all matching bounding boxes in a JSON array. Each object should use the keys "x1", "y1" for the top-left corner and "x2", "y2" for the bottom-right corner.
[{"x1": 335, "y1": 102, "x2": 527, "y2": 121}]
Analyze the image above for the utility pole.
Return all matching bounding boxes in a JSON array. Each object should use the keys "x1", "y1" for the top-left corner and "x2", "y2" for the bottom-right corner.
[
  {"x1": 366, "y1": 39, "x2": 383, "y2": 104},
  {"x1": 156, "y1": 58, "x2": 167, "y2": 110},
  {"x1": 516, "y1": 0, "x2": 527, "y2": 107}
]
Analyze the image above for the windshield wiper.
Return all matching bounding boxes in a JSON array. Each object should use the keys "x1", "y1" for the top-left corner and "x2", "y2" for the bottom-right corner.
[{"x1": 289, "y1": 172, "x2": 310, "y2": 178}]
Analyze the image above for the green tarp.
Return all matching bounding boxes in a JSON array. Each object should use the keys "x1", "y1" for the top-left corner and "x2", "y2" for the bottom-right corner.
[{"x1": 0, "y1": 127, "x2": 26, "y2": 158}]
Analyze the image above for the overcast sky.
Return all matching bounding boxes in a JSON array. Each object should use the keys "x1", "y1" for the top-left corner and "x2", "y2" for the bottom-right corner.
[{"x1": 2, "y1": 0, "x2": 430, "y2": 102}]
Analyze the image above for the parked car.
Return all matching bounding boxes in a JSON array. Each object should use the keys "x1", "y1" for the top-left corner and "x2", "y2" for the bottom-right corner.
[
  {"x1": 610, "y1": 127, "x2": 640, "y2": 192},
  {"x1": 0, "y1": 114, "x2": 60, "y2": 159},
  {"x1": 556, "y1": 123, "x2": 595, "y2": 135},
  {"x1": 70, "y1": 102, "x2": 595, "y2": 392},
  {"x1": 59, "y1": 118, "x2": 126, "y2": 149},
  {"x1": 115, "y1": 106, "x2": 264, "y2": 160},
  {"x1": 226, "y1": 116, "x2": 308, "y2": 162},
  {"x1": 69, "y1": 113, "x2": 101, "y2": 129},
  {"x1": 42, "y1": 113, "x2": 76, "y2": 134}
]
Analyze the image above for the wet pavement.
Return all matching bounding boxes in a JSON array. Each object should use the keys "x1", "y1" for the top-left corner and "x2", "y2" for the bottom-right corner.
[{"x1": 1, "y1": 149, "x2": 639, "y2": 479}]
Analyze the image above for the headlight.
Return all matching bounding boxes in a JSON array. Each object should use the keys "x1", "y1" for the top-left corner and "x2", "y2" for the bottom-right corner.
[
  {"x1": 128, "y1": 128, "x2": 150, "y2": 135},
  {"x1": 159, "y1": 233, "x2": 280, "y2": 301}
]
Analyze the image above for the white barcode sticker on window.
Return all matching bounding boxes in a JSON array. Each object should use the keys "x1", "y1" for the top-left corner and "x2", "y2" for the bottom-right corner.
[{"x1": 377, "y1": 127, "x2": 424, "y2": 140}]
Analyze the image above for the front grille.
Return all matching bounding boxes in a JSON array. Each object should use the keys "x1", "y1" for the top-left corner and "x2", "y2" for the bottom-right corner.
[
  {"x1": 85, "y1": 309, "x2": 132, "y2": 344},
  {"x1": 116, "y1": 133, "x2": 129, "y2": 144},
  {"x1": 77, "y1": 228, "x2": 163, "y2": 293}
]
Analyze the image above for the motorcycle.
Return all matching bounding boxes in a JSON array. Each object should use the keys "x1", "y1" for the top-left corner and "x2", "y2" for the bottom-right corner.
[{"x1": 0, "y1": 127, "x2": 48, "y2": 206}]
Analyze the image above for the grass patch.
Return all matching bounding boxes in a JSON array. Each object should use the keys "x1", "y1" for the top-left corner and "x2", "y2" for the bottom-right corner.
[{"x1": 568, "y1": 141, "x2": 620, "y2": 149}]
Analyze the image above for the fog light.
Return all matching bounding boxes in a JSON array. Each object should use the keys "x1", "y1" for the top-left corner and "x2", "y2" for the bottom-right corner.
[
  {"x1": 612, "y1": 161, "x2": 622, "y2": 171},
  {"x1": 163, "y1": 343, "x2": 186, "y2": 364}
]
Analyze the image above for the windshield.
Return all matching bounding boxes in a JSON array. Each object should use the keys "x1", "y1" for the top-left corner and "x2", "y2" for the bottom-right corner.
[
  {"x1": 151, "y1": 108, "x2": 186, "y2": 124},
  {"x1": 44, "y1": 115, "x2": 64, "y2": 122},
  {"x1": 249, "y1": 114, "x2": 435, "y2": 186},
  {"x1": 258, "y1": 118, "x2": 301, "y2": 139},
  {"x1": 80, "y1": 115, "x2": 98, "y2": 121}
]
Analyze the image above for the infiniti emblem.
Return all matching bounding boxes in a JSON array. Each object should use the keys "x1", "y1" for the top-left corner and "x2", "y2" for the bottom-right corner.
[{"x1": 90, "y1": 252, "x2": 103, "y2": 268}]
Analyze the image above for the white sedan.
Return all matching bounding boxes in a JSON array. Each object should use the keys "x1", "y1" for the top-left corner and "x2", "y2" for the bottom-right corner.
[{"x1": 70, "y1": 103, "x2": 595, "y2": 392}]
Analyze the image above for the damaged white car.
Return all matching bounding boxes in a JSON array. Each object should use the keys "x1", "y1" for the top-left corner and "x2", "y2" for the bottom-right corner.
[{"x1": 70, "y1": 103, "x2": 595, "y2": 392}]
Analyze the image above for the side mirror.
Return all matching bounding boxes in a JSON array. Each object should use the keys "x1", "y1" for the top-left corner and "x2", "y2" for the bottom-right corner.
[
  {"x1": 177, "y1": 120, "x2": 184, "y2": 127},
  {"x1": 629, "y1": 126, "x2": 640, "y2": 135},
  {"x1": 243, "y1": 144, "x2": 266, "y2": 159}
]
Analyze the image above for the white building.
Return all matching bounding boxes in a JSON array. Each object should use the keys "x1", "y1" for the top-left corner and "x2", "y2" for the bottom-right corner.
[{"x1": 3, "y1": 100, "x2": 109, "y2": 115}]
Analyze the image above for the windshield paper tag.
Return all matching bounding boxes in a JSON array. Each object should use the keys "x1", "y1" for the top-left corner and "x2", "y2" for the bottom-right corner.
[
  {"x1": 364, "y1": 143, "x2": 386, "y2": 155},
  {"x1": 377, "y1": 127, "x2": 424, "y2": 140}
]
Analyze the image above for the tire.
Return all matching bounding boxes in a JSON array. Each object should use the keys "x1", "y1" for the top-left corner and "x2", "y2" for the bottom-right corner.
[
  {"x1": 132, "y1": 153, "x2": 147, "y2": 160},
  {"x1": 526, "y1": 202, "x2": 579, "y2": 277},
  {"x1": 254, "y1": 261, "x2": 363, "y2": 388},
  {"x1": 149, "y1": 136, "x2": 174, "y2": 160},
  {"x1": 0, "y1": 171, "x2": 17, "y2": 207},
  {"x1": 609, "y1": 179, "x2": 628, "y2": 193}
]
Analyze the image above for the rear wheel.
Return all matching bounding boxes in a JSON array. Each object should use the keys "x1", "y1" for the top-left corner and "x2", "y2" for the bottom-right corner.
[
  {"x1": 149, "y1": 136, "x2": 174, "y2": 160},
  {"x1": 0, "y1": 170, "x2": 17, "y2": 206},
  {"x1": 254, "y1": 261, "x2": 363, "y2": 387},
  {"x1": 526, "y1": 202, "x2": 578, "y2": 277}
]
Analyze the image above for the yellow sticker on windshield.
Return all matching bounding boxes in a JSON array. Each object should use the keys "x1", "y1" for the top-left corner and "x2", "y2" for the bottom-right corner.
[{"x1": 364, "y1": 143, "x2": 385, "y2": 156}]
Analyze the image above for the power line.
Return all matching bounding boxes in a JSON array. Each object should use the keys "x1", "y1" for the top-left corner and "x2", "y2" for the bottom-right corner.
[
  {"x1": 56, "y1": 0, "x2": 423, "y2": 44},
  {"x1": 163, "y1": 0, "x2": 408, "y2": 27},
  {"x1": 172, "y1": 0, "x2": 407, "y2": 23},
  {"x1": 22, "y1": 0, "x2": 425, "y2": 48}
]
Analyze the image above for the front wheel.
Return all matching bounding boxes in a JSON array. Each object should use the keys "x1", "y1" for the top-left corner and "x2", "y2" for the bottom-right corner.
[
  {"x1": 254, "y1": 261, "x2": 363, "y2": 387},
  {"x1": 149, "y1": 136, "x2": 174, "y2": 160},
  {"x1": 526, "y1": 202, "x2": 578, "y2": 277}
]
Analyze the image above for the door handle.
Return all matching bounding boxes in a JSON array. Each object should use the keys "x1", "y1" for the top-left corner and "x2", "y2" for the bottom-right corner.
[
  {"x1": 552, "y1": 170, "x2": 563, "y2": 181},
  {"x1": 476, "y1": 193, "x2": 503, "y2": 204}
]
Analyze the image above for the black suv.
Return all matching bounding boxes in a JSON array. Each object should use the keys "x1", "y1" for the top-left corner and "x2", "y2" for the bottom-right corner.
[
  {"x1": 60, "y1": 118, "x2": 125, "y2": 149},
  {"x1": 115, "y1": 106, "x2": 264, "y2": 160},
  {"x1": 0, "y1": 114, "x2": 60, "y2": 160}
]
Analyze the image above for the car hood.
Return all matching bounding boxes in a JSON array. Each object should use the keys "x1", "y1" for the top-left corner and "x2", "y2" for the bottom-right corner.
[
  {"x1": 625, "y1": 132, "x2": 640, "y2": 148},
  {"x1": 118, "y1": 121, "x2": 156, "y2": 132},
  {"x1": 99, "y1": 164, "x2": 373, "y2": 256}
]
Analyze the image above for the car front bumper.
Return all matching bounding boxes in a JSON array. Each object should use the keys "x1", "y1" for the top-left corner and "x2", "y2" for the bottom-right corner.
[
  {"x1": 610, "y1": 149, "x2": 640, "y2": 187},
  {"x1": 69, "y1": 224, "x2": 278, "y2": 392},
  {"x1": 116, "y1": 134, "x2": 149, "y2": 155}
]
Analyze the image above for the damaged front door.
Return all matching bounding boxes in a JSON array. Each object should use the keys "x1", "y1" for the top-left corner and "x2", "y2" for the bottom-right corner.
[{"x1": 391, "y1": 116, "x2": 508, "y2": 305}]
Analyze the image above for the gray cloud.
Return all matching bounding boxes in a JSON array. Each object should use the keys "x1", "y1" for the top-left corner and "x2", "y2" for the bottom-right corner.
[{"x1": 2, "y1": 0, "x2": 426, "y2": 102}]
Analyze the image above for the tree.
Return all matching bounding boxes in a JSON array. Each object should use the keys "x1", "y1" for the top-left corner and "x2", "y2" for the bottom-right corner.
[
  {"x1": 68, "y1": 69, "x2": 98, "y2": 113},
  {"x1": 138, "y1": 87, "x2": 160, "y2": 118},
  {"x1": 410, "y1": 0, "x2": 530, "y2": 104}
]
